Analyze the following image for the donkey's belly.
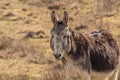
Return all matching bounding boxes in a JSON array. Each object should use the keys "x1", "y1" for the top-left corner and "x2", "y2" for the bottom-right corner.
[{"x1": 90, "y1": 53, "x2": 118, "y2": 72}]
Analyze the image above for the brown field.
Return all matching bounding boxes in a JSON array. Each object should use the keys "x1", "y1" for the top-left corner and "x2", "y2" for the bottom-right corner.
[{"x1": 0, "y1": 0, "x2": 120, "y2": 80}]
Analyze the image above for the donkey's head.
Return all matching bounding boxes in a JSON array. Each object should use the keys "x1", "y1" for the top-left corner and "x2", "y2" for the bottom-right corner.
[{"x1": 50, "y1": 11, "x2": 72, "y2": 60}]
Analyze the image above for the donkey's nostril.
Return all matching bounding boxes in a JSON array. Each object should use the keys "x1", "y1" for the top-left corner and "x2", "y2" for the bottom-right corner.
[
  {"x1": 58, "y1": 54, "x2": 61, "y2": 57},
  {"x1": 54, "y1": 54, "x2": 61, "y2": 58}
]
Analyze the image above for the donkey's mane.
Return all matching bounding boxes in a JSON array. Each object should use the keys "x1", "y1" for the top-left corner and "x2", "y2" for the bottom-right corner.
[{"x1": 68, "y1": 29, "x2": 119, "y2": 72}]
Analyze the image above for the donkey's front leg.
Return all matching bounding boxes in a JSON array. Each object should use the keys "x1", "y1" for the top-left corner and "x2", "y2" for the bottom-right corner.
[
  {"x1": 64, "y1": 64, "x2": 73, "y2": 80},
  {"x1": 62, "y1": 58, "x2": 73, "y2": 80}
]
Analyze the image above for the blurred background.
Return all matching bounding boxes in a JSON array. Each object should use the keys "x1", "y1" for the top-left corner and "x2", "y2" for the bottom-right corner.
[{"x1": 0, "y1": 0, "x2": 120, "y2": 80}]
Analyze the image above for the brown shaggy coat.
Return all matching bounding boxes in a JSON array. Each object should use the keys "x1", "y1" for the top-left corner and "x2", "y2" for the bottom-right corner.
[{"x1": 68, "y1": 29, "x2": 119, "y2": 72}]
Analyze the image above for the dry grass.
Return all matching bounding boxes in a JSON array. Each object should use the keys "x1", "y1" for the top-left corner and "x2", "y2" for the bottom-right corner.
[{"x1": 0, "y1": 0, "x2": 120, "y2": 80}]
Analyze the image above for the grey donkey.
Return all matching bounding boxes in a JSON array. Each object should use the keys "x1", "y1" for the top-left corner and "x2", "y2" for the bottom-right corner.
[{"x1": 50, "y1": 10, "x2": 120, "y2": 80}]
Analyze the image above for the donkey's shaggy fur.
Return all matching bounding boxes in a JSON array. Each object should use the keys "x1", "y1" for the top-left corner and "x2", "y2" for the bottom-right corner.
[
  {"x1": 50, "y1": 11, "x2": 120, "y2": 80},
  {"x1": 69, "y1": 29, "x2": 119, "y2": 72}
]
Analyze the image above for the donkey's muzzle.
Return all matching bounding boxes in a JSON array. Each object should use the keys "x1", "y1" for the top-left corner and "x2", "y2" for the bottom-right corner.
[{"x1": 53, "y1": 54, "x2": 61, "y2": 59}]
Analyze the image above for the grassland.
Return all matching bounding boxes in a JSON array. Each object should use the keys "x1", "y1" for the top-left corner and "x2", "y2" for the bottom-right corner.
[{"x1": 0, "y1": 0, "x2": 120, "y2": 80}]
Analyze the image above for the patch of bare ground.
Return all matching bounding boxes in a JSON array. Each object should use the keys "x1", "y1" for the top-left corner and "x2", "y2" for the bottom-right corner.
[{"x1": 23, "y1": 30, "x2": 49, "y2": 39}]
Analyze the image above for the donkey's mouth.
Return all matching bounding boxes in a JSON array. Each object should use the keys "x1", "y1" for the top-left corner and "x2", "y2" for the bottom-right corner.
[{"x1": 53, "y1": 53, "x2": 64, "y2": 60}]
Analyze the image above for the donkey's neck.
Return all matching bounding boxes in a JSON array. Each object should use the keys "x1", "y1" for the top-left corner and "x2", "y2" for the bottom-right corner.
[
  {"x1": 65, "y1": 29, "x2": 91, "y2": 72},
  {"x1": 68, "y1": 29, "x2": 90, "y2": 60},
  {"x1": 68, "y1": 30, "x2": 77, "y2": 54}
]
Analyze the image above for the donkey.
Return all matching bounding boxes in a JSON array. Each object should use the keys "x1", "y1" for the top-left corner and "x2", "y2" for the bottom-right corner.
[{"x1": 50, "y1": 10, "x2": 120, "y2": 80}]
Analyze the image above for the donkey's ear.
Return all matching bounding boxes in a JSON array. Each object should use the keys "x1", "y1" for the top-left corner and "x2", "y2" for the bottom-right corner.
[
  {"x1": 63, "y1": 11, "x2": 68, "y2": 25},
  {"x1": 51, "y1": 10, "x2": 57, "y2": 25}
]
